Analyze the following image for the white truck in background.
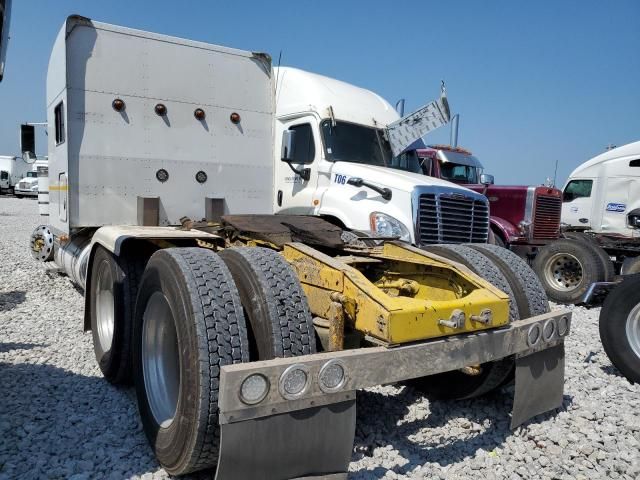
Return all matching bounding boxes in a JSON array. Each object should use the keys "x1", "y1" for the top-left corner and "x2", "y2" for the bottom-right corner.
[
  {"x1": 13, "y1": 157, "x2": 47, "y2": 198},
  {"x1": 0, "y1": 155, "x2": 31, "y2": 194},
  {"x1": 23, "y1": 16, "x2": 570, "y2": 479},
  {"x1": 538, "y1": 140, "x2": 640, "y2": 305}
]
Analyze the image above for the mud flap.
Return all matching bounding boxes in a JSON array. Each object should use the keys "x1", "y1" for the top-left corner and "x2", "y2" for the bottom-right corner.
[
  {"x1": 215, "y1": 399, "x2": 356, "y2": 480},
  {"x1": 511, "y1": 343, "x2": 565, "y2": 429}
]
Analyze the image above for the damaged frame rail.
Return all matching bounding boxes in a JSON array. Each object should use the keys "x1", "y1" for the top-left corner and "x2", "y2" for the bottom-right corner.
[{"x1": 215, "y1": 310, "x2": 571, "y2": 480}]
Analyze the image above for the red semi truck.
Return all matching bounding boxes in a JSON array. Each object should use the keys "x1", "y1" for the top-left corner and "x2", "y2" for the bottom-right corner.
[
  {"x1": 393, "y1": 144, "x2": 606, "y2": 304},
  {"x1": 394, "y1": 145, "x2": 563, "y2": 255}
]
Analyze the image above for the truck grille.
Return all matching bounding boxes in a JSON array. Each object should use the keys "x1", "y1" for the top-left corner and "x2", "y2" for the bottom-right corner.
[
  {"x1": 18, "y1": 181, "x2": 29, "y2": 189},
  {"x1": 532, "y1": 195, "x2": 561, "y2": 239},
  {"x1": 417, "y1": 193, "x2": 489, "y2": 244}
]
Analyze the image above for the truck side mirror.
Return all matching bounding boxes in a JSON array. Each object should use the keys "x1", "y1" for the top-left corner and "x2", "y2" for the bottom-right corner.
[
  {"x1": 280, "y1": 129, "x2": 310, "y2": 181},
  {"x1": 281, "y1": 130, "x2": 296, "y2": 162},
  {"x1": 480, "y1": 173, "x2": 494, "y2": 186},
  {"x1": 628, "y1": 208, "x2": 640, "y2": 229},
  {"x1": 20, "y1": 124, "x2": 36, "y2": 163}
]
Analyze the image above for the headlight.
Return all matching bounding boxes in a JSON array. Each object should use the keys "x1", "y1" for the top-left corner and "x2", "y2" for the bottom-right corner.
[
  {"x1": 31, "y1": 185, "x2": 39, "y2": 191},
  {"x1": 369, "y1": 212, "x2": 411, "y2": 241}
]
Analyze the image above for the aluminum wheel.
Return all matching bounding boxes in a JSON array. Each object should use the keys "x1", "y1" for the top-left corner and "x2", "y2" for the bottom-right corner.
[
  {"x1": 95, "y1": 261, "x2": 115, "y2": 352},
  {"x1": 142, "y1": 291, "x2": 180, "y2": 428},
  {"x1": 626, "y1": 303, "x2": 640, "y2": 359},
  {"x1": 544, "y1": 252, "x2": 584, "y2": 291}
]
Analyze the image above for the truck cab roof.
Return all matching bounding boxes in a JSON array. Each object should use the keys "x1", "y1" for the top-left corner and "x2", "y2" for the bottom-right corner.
[
  {"x1": 274, "y1": 67, "x2": 399, "y2": 128},
  {"x1": 566, "y1": 140, "x2": 640, "y2": 180},
  {"x1": 416, "y1": 146, "x2": 483, "y2": 169}
]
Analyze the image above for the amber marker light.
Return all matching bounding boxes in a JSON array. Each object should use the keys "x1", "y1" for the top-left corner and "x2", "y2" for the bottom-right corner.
[
  {"x1": 112, "y1": 98, "x2": 125, "y2": 112},
  {"x1": 194, "y1": 108, "x2": 206, "y2": 120}
]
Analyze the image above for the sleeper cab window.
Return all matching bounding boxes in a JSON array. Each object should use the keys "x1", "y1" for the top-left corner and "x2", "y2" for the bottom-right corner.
[
  {"x1": 288, "y1": 123, "x2": 315, "y2": 164},
  {"x1": 563, "y1": 179, "x2": 593, "y2": 202},
  {"x1": 54, "y1": 101, "x2": 65, "y2": 145}
]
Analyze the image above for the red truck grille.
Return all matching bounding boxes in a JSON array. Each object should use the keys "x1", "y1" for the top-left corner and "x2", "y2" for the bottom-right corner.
[{"x1": 532, "y1": 195, "x2": 561, "y2": 239}]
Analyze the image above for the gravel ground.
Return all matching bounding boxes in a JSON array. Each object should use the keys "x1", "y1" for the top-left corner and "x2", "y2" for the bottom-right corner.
[{"x1": 1, "y1": 196, "x2": 639, "y2": 480}]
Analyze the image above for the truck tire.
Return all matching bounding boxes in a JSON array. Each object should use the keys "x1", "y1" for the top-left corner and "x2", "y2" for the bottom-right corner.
[
  {"x1": 488, "y1": 229, "x2": 506, "y2": 248},
  {"x1": 219, "y1": 247, "x2": 316, "y2": 359},
  {"x1": 412, "y1": 245, "x2": 518, "y2": 399},
  {"x1": 563, "y1": 231, "x2": 614, "y2": 281},
  {"x1": 621, "y1": 256, "x2": 640, "y2": 275},
  {"x1": 133, "y1": 248, "x2": 249, "y2": 476},
  {"x1": 533, "y1": 238, "x2": 605, "y2": 304},
  {"x1": 90, "y1": 245, "x2": 145, "y2": 384},
  {"x1": 468, "y1": 244, "x2": 550, "y2": 318},
  {"x1": 599, "y1": 275, "x2": 640, "y2": 384}
]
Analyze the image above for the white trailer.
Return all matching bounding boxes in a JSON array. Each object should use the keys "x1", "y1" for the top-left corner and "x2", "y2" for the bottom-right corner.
[
  {"x1": 0, "y1": 155, "x2": 31, "y2": 194},
  {"x1": 28, "y1": 16, "x2": 570, "y2": 478}
]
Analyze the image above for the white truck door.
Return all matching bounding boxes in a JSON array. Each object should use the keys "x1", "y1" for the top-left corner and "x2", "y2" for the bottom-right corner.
[
  {"x1": 275, "y1": 118, "x2": 319, "y2": 214},
  {"x1": 561, "y1": 178, "x2": 595, "y2": 228}
]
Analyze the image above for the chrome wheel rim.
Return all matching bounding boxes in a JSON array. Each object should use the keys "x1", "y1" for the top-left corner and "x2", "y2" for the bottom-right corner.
[
  {"x1": 95, "y1": 261, "x2": 115, "y2": 352},
  {"x1": 142, "y1": 291, "x2": 180, "y2": 428},
  {"x1": 626, "y1": 303, "x2": 640, "y2": 359},
  {"x1": 544, "y1": 253, "x2": 584, "y2": 291}
]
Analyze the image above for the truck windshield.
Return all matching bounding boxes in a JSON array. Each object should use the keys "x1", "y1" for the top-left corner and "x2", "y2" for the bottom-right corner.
[
  {"x1": 440, "y1": 163, "x2": 478, "y2": 184},
  {"x1": 320, "y1": 119, "x2": 392, "y2": 166},
  {"x1": 26, "y1": 171, "x2": 37, "y2": 178},
  {"x1": 388, "y1": 150, "x2": 432, "y2": 175}
]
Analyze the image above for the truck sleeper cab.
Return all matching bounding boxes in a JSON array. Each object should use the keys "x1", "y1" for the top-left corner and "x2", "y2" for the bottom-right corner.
[{"x1": 30, "y1": 16, "x2": 571, "y2": 479}]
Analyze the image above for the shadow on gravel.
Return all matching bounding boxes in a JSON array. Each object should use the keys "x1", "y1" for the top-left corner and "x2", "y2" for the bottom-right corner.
[
  {"x1": 0, "y1": 342, "x2": 45, "y2": 353},
  {"x1": 0, "y1": 361, "x2": 166, "y2": 479},
  {"x1": 351, "y1": 386, "x2": 573, "y2": 478},
  {"x1": 599, "y1": 364, "x2": 628, "y2": 380},
  {"x1": 0, "y1": 290, "x2": 27, "y2": 311}
]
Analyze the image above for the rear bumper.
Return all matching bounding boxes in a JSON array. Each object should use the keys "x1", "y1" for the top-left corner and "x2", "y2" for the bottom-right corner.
[
  {"x1": 219, "y1": 310, "x2": 571, "y2": 424},
  {"x1": 214, "y1": 310, "x2": 570, "y2": 479}
]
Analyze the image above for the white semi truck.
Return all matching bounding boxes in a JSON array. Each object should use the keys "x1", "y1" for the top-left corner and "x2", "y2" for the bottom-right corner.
[
  {"x1": 13, "y1": 157, "x2": 47, "y2": 197},
  {"x1": 24, "y1": 16, "x2": 570, "y2": 478},
  {"x1": 0, "y1": 154, "x2": 31, "y2": 194},
  {"x1": 533, "y1": 141, "x2": 640, "y2": 303}
]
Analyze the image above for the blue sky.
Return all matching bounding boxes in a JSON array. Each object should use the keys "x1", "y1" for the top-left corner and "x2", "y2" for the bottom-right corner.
[{"x1": 1, "y1": 0, "x2": 638, "y2": 186}]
